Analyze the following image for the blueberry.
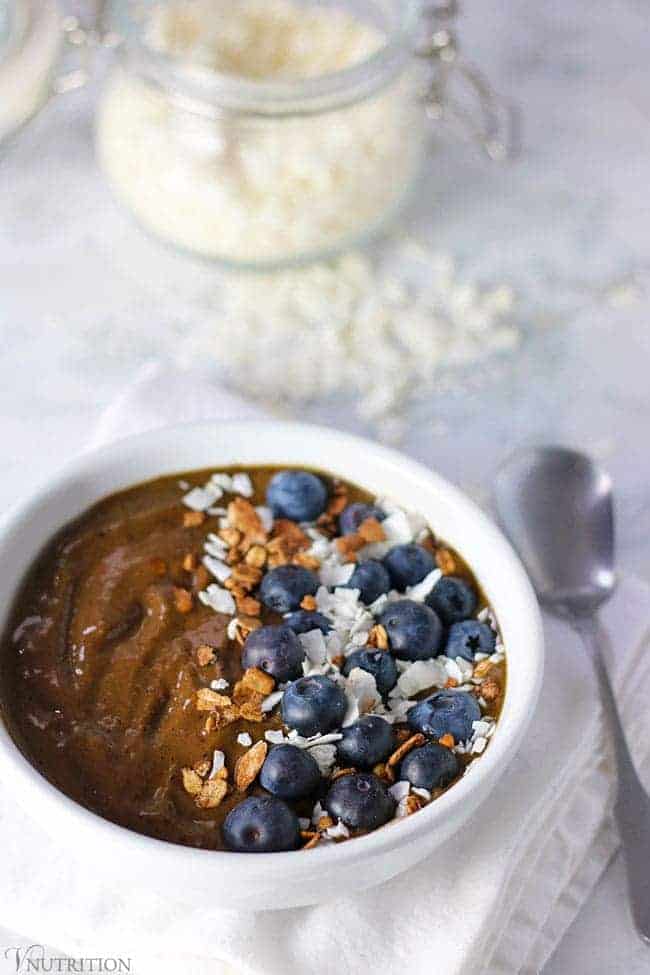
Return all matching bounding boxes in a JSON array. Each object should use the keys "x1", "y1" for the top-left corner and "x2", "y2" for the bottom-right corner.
[
  {"x1": 284, "y1": 610, "x2": 332, "y2": 635},
  {"x1": 399, "y1": 742, "x2": 460, "y2": 791},
  {"x1": 339, "y1": 502, "x2": 385, "y2": 536},
  {"x1": 426, "y1": 576, "x2": 477, "y2": 625},
  {"x1": 407, "y1": 691, "x2": 481, "y2": 743},
  {"x1": 325, "y1": 773, "x2": 395, "y2": 831},
  {"x1": 383, "y1": 544, "x2": 436, "y2": 590},
  {"x1": 445, "y1": 620, "x2": 496, "y2": 662},
  {"x1": 281, "y1": 675, "x2": 347, "y2": 737},
  {"x1": 336, "y1": 715, "x2": 396, "y2": 769},
  {"x1": 259, "y1": 565, "x2": 319, "y2": 614},
  {"x1": 378, "y1": 599, "x2": 443, "y2": 660},
  {"x1": 222, "y1": 795, "x2": 300, "y2": 853},
  {"x1": 342, "y1": 649, "x2": 398, "y2": 697},
  {"x1": 266, "y1": 470, "x2": 328, "y2": 522},
  {"x1": 241, "y1": 624, "x2": 305, "y2": 683},
  {"x1": 259, "y1": 744, "x2": 321, "y2": 800},
  {"x1": 343, "y1": 560, "x2": 391, "y2": 605}
]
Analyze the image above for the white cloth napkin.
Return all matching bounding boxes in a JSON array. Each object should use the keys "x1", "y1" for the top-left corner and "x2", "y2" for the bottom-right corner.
[{"x1": 2, "y1": 362, "x2": 649, "y2": 975}]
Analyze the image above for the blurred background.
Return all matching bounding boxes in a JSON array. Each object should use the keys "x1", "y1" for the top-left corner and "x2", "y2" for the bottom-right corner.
[{"x1": 1, "y1": 1, "x2": 649, "y2": 969}]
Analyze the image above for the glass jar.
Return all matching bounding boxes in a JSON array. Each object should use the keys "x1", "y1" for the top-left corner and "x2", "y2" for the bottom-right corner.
[
  {"x1": 96, "y1": 0, "x2": 441, "y2": 268},
  {"x1": 0, "y1": 0, "x2": 62, "y2": 144}
]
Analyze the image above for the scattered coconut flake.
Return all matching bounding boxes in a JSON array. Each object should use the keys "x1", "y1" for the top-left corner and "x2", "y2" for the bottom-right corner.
[
  {"x1": 308, "y1": 744, "x2": 338, "y2": 775},
  {"x1": 299, "y1": 629, "x2": 328, "y2": 666},
  {"x1": 209, "y1": 749, "x2": 225, "y2": 777},
  {"x1": 210, "y1": 677, "x2": 229, "y2": 691},
  {"x1": 231, "y1": 473, "x2": 254, "y2": 497},
  {"x1": 237, "y1": 732, "x2": 253, "y2": 747},
  {"x1": 204, "y1": 534, "x2": 229, "y2": 558},
  {"x1": 391, "y1": 659, "x2": 447, "y2": 699},
  {"x1": 202, "y1": 555, "x2": 232, "y2": 584},
  {"x1": 183, "y1": 484, "x2": 222, "y2": 511},
  {"x1": 265, "y1": 729, "x2": 286, "y2": 745},
  {"x1": 412, "y1": 787, "x2": 431, "y2": 801},
  {"x1": 255, "y1": 506, "x2": 274, "y2": 532},
  {"x1": 227, "y1": 617, "x2": 240, "y2": 640},
  {"x1": 389, "y1": 780, "x2": 411, "y2": 802},
  {"x1": 261, "y1": 689, "x2": 284, "y2": 713},
  {"x1": 311, "y1": 801, "x2": 325, "y2": 826},
  {"x1": 406, "y1": 568, "x2": 442, "y2": 602},
  {"x1": 342, "y1": 667, "x2": 381, "y2": 726},
  {"x1": 320, "y1": 561, "x2": 355, "y2": 588},
  {"x1": 471, "y1": 737, "x2": 488, "y2": 755},
  {"x1": 324, "y1": 820, "x2": 351, "y2": 840},
  {"x1": 199, "y1": 584, "x2": 236, "y2": 616}
]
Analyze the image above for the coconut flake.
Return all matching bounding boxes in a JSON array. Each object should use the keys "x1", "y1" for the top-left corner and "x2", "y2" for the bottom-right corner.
[
  {"x1": 342, "y1": 667, "x2": 381, "y2": 726},
  {"x1": 320, "y1": 561, "x2": 355, "y2": 588},
  {"x1": 389, "y1": 780, "x2": 411, "y2": 802},
  {"x1": 237, "y1": 732, "x2": 253, "y2": 747},
  {"x1": 406, "y1": 568, "x2": 442, "y2": 602},
  {"x1": 199, "y1": 584, "x2": 236, "y2": 616},
  {"x1": 299, "y1": 629, "x2": 328, "y2": 666},
  {"x1": 183, "y1": 484, "x2": 222, "y2": 511},
  {"x1": 261, "y1": 689, "x2": 284, "y2": 713},
  {"x1": 202, "y1": 555, "x2": 232, "y2": 584},
  {"x1": 209, "y1": 749, "x2": 225, "y2": 777},
  {"x1": 324, "y1": 820, "x2": 351, "y2": 840},
  {"x1": 391, "y1": 659, "x2": 447, "y2": 699},
  {"x1": 210, "y1": 677, "x2": 229, "y2": 691},
  {"x1": 231, "y1": 473, "x2": 254, "y2": 497}
]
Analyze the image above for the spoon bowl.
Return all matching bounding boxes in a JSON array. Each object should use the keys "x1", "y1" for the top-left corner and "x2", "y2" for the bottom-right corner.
[{"x1": 493, "y1": 446, "x2": 616, "y2": 614}]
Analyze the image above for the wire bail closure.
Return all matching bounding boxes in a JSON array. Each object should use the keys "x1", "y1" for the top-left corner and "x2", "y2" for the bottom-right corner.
[{"x1": 416, "y1": 0, "x2": 519, "y2": 160}]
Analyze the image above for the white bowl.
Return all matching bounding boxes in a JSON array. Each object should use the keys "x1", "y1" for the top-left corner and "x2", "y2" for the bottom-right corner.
[{"x1": 0, "y1": 421, "x2": 544, "y2": 910}]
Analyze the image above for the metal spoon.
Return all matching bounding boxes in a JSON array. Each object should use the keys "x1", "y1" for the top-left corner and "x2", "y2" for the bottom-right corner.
[{"x1": 494, "y1": 446, "x2": 650, "y2": 945}]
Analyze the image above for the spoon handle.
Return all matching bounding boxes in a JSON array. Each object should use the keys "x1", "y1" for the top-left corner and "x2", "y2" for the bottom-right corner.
[{"x1": 577, "y1": 614, "x2": 650, "y2": 945}]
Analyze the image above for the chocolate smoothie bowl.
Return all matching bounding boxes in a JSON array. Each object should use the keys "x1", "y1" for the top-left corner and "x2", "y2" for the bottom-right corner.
[{"x1": 0, "y1": 423, "x2": 542, "y2": 907}]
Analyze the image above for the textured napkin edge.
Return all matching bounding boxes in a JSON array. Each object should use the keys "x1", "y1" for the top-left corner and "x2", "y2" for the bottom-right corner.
[{"x1": 479, "y1": 611, "x2": 650, "y2": 974}]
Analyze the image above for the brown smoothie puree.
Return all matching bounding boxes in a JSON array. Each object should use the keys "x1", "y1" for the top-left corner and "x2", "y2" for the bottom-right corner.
[{"x1": 0, "y1": 466, "x2": 505, "y2": 851}]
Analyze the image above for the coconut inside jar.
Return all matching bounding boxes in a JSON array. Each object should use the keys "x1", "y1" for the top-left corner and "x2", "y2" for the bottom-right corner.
[{"x1": 96, "y1": 0, "x2": 425, "y2": 266}]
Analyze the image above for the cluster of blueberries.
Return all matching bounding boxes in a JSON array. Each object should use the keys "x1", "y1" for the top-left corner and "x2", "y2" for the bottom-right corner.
[{"x1": 221, "y1": 470, "x2": 494, "y2": 854}]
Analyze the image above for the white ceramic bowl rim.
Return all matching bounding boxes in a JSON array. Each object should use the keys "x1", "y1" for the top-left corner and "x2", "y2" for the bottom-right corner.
[{"x1": 0, "y1": 421, "x2": 544, "y2": 881}]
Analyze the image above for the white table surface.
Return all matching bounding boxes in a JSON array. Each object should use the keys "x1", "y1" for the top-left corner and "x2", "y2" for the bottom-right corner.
[{"x1": 2, "y1": 0, "x2": 650, "y2": 971}]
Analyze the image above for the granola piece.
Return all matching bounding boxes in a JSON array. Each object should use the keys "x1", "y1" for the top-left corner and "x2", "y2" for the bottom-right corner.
[
  {"x1": 196, "y1": 688, "x2": 232, "y2": 711},
  {"x1": 230, "y1": 563, "x2": 263, "y2": 591},
  {"x1": 301, "y1": 833, "x2": 322, "y2": 850},
  {"x1": 317, "y1": 815, "x2": 334, "y2": 831},
  {"x1": 366, "y1": 624, "x2": 389, "y2": 650},
  {"x1": 330, "y1": 767, "x2": 356, "y2": 781},
  {"x1": 240, "y1": 667, "x2": 276, "y2": 696},
  {"x1": 174, "y1": 587, "x2": 193, "y2": 614},
  {"x1": 235, "y1": 595, "x2": 262, "y2": 617},
  {"x1": 480, "y1": 678, "x2": 501, "y2": 703},
  {"x1": 213, "y1": 706, "x2": 240, "y2": 729},
  {"x1": 300, "y1": 594, "x2": 317, "y2": 611},
  {"x1": 292, "y1": 552, "x2": 321, "y2": 571},
  {"x1": 183, "y1": 510, "x2": 206, "y2": 529},
  {"x1": 196, "y1": 644, "x2": 216, "y2": 667},
  {"x1": 231, "y1": 616, "x2": 262, "y2": 645},
  {"x1": 444, "y1": 677, "x2": 459, "y2": 689},
  {"x1": 213, "y1": 766, "x2": 229, "y2": 781},
  {"x1": 181, "y1": 767, "x2": 203, "y2": 795},
  {"x1": 237, "y1": 700, "x2": 265, "y2": 723},
  {"x1": 234, "y1": 740, "x2": 268, "y2": 791},
  {"x1": 192, "y1": 565, "x2": 211, "y2": 591},
  {"x1": 195, "y1": 778, "x2": 228, "y2": 809},
  {"x1": 272, "y1": 519, "x2": 311, "y2": 553},
  {"x1": 219, "y1": 528, "x2": 242, "y2": 548},
  {"x1": 435, "y1": 547, "x2": 458, "y2": 575},
  {"x1": 150, "y1": 557, "x2": 167, "y2": 577},
  {"x1": 438, "y1": 733, "x2": 455, "y2": 749},
  {"x1": 473, "y1": 659, "x2": 493, "y2": 679},
  {"x1": 193, "y1": 758, "x2": 212, "y2": 777},
  {"x1": 245, "y1": 545, "x2": 267, "y2": 569},
  {"x1": 387, "y1": 733, "x2": 426, "y2": 768},
  {"x1": 404, "y1": 794, "x2": 424, "y2": 816},
  {"x1": 183, "y1": 553, "x2": 197, "y2": 572},
  {"x1": 227, "y1": 498, "x2": 267, "y2": 547},
  {"x1": 335, "y1": 533, "x2": 364, "y2": 561},
  {"x1": 357, "y1": 517, "x2": 386, "y2": 543}
]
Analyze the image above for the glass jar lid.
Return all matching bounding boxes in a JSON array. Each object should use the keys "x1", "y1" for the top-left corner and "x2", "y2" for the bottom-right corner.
[{"x1": 109, "y1": 0, "x2": 422, "y2": 117}]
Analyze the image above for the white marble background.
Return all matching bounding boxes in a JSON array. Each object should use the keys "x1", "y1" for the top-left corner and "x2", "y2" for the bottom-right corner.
[{"x1": 1, "y1": 0, "x2": 650, "y2": 971}]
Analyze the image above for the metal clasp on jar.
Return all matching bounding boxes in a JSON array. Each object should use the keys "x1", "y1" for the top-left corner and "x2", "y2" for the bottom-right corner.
[{"x1": 416, "y1": 0, "x2": 519, "y2": 161}]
